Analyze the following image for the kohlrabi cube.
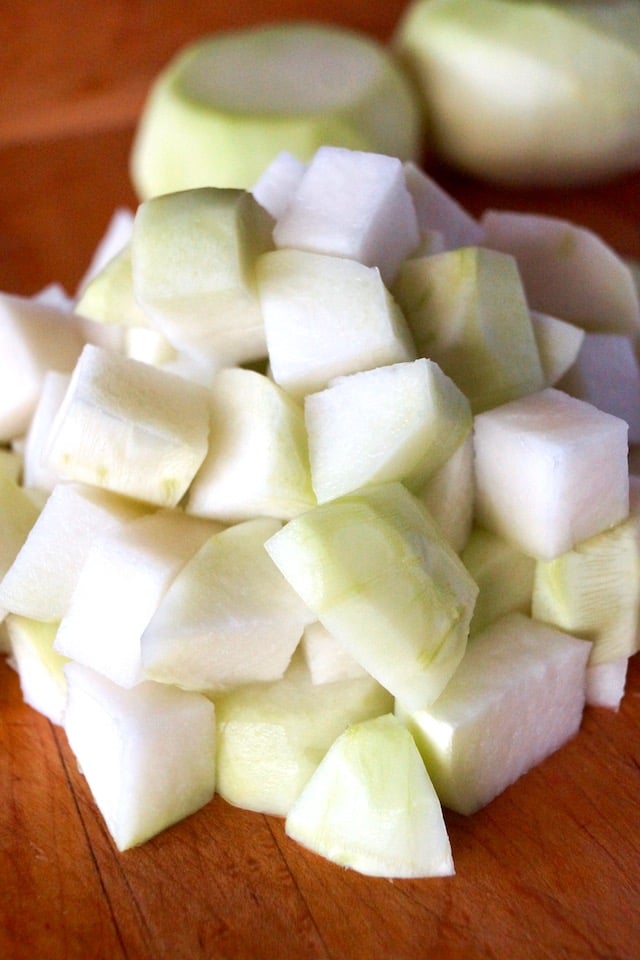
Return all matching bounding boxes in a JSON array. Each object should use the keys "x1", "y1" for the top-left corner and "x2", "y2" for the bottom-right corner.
[
  {"x1": 482, "y1": 210, "x2": 640, "y2": 334},
  {"x1": 132, "y1": 187, "x2": 274, "y2": 365},
  {"x1": 214, "y1": 649, "x2": 391, "y2": 816},
  {"x1": 461, "y1": 527, "x2": 535, "y2": 636},
  {"x1": 75, "y1": 242, "x2": 153, "y2": 331},
  {"x1": 285, "y1": 713, "x2": 454, "y2": 879},
  {"x1": 141, "y1": 518, "x2": 314, "y2": 693},
  {"x1": 44, "y1": 344, "x2": 210, "y2": 507},
  {"x1": 586, "y1": 657, "x2": 629, "y2": 711},
  {"x1": 265, "y1": 482, "x2": 478, "y2": 709},
  {"x1": 21, "y1": 371, "x2": 70, "y2": 493},
  {"x1": 558, "y1": 332, "x2": 640, "y2": 443},
  {"x1": 0, "y1": 482, "x2": 149, "y2": 622},
  {"x1": 416, "y1": 434, "x2": 474, "y2": 554},
  {"x1": 300, "y1": 621, "x2": 368, "y2": 685},
  {"x1": 63, "y1": 662, "x2": 216, "y2": 851},
  {"x1": 252, "y1": 151, "x2": 306, "y2": 220},
  {"x1": 0, "y1": 291, "x2": 84, "y2": 443},
  {"x1": 532, "y1": 512, "x2": 640, "y2": 666},
  {"x1": 257, "y1": 248, "x2": 416, "y2": 401},
  {"x1": 5, "y1": 615, "x2": 68, "y2": 725},
  {"x1": 186, "y1": 367, "x2": 315, "y2": 523},
  {"x1": 398, "y1": 612, "x2": 590, "y2": 815},
  {"x1": 54, "y1": 510, "x2": 221, "y2": 688},
  {"x1": 273, "y1": 146, "x2": 420, "y2": 285},
  {"x1": 403, "y1": 161, "x2": 484, "y2": 251},
  {"x1": 473, "y1": 388, "x2": 629, "y2": 560},
  {"x1": 0, "y1": 474, "x2": 41, "y2": 583},
  {"x1": 304, "y1": 358, "x2": 471, "y2": 503},
  {"x1": 76, "y1": 207, "x2": 134, "y2": 294},
  {"x1": 393, "y1": 246, "x2": 545, "y2": 413},
  {"x1": 530, "y1": 311, "x2": 585, "y2": 387}
]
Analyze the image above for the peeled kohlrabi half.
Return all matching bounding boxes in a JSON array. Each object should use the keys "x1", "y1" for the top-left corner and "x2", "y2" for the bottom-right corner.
[
  {"x1": 130, "y1": 22, "x2": 424, "y2": 198},
  {"x1": 394, "y1": 0, "x2": 640, "y2": 186}
]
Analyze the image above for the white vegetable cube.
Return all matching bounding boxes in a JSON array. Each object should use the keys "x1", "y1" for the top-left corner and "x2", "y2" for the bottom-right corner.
[
  {"x1": 186, "y1": 367, "x2": 316, "y2": 523},
  {"x1": 75, "y1": 242, "x2": 153, "y2": 331},
  {"x1": 481, "y1": 210, "x2": 640, "y2": 334},
  {"x1": 63, "y1": 663, "x2": 216, "y2": 851},
  {"x1": 252, "y1": 150, "x2": 307, "y2": 220},
  {"x1": 0, "y1": 482, "x2": 149, "y2": 622},
  {"x1": 285, "y1": 713, "x2": 454, "y2": 879},
  {"x1": 132, "y1": 187, "x2": 274, "y2": 365},
  {"x1": 215, "y1": 650, "x2": 391, "y2": 816},
  {"x1": 0, "y1": 292, "x2": 84, "y2": 443},
  {"x1": 399, "y1": 613, "x2": 591, "y2": 815},
  {"x1": 257, "y1": 248, "x2": 416, "y2": 401},
  {"x1": 265, "y1": 482, "x2": 478, "y2": 709},
  {"x1": 6, "y1": 616, "x2": 68, "y2": 725},
  {"x1": 55, "y1": 510, "x2": 222, "y2": 688},
  {"x1": 304, "y1": 358, "x2": 472, "y2": 503},
  {"x1": 45, "y1": 344, "x2": 211, "y2": 508},
  {"x1": 21, "y1": 371, "x2": 70, "y2": 493},
  {"x1": 403, "y1": 161, "x2": 484, "y2": 251},
  {"x1": 0, "y1": 448, "x2": 22, "y2": 483},
  {"x1": 300, "y1": 621, "x2": 368, "y2": 684},
  {"x1": 273, "y1": 146, "x2": 420, "y2": 284},
  {"x1": 474, "y1": 388, "x2": 629, "y2": 559},
  {"x1": 393, "y1": 246, "x2": 545, "y2": 413},
  {"x1": 417, "y1": 434, "x2": 474, "y2": 554},
  {"x1": 530, "y1": 311, "x2": 585, "y2": 387},
  {"x1": 141, "y1": 518, "x2": 314, "y2": 693}
]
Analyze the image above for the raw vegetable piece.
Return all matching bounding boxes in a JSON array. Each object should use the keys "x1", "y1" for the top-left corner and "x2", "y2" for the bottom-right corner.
[
  {"x1": 558, "y1": 332, "x2": 640, "y2": 443},
  {"x1": 0, "y1": 292, "x2": 85, "y2": 443},
  {"x1": 54, "y1": 510, "x2": 222, "y2": 688},
  {"x1": 130, "y1": 23, "x2": 423, "y2": 196},
  {"x1": 252, "y1": 150, "x2": 307, "y2": 220},
  {"x1": 5, "y1": 616, "x2": 68, "y2": 725},
  {"x1": 461, "y1": 527, "x2": 535, "y2": 637},
  {"x1": 265, "y1": 482, "x2": 478, "y2": 709},
  {"x1": 404, "y1": 161, "x2": 484, "y2": 251},
  {"x1": 300, "y1": 621, "x2": 368, "y2": 685},
  {"x1": 257, "y1": 248, "x2": 416, "y2": 401},
  {"x1": 417, "y1": 434, "x2": 474, "y2": 554},
  {"x1": 473, "y1": 388, "x2": 629, "y2": 560},
  {"x1": 64, "y1": 662, "x2": 216, "y2": 851},
  {"x1": 304, "y1": 358, "x2": 472, "y2": 504},
  {"x1": 21, "y1": 371, "x2": 70, "y2": 493},
  {"x1": 142, "y1": 517, "x2": 314, "y2": 693},
  {"x1": 76, "y1": 207, "x2": 134, "y2": 295},
  {"x1": 394, "y1": 0, "x2": 640, "y2": 186},
  {"x1": 531, "y1": 514, "x2": 640, "y2": 666},
  {"x1": 75, "y1": 243, "x2": 153, "y2": 331},
  {"x1": 214, "y1": 649, "x2": 391, "y2": 816},
  {"x1": 0, "y1": 474, "x2": 41, "y2": 587},
  {"x1": 285, "y1": 713, "x2": 454, "y2": 879},
  {"x1": 273, "y1": 146, "x2": 420, "y2": 285},
  {"x1": 482, "y1": 210, "x2": 640, "y2": 334},
  {"x1": 530, "y1": 311, "x2": 585, "y2": 388},
  {"x1": 586, "y1": 657, "x2": 629, "y2": 711},
  {"x1": 186, "y1": 367, "x2": 316, "y2": 524},
  {"x1": 45, "y1": 344, "x2": 210, "y2": 508},
  {"x1": 393, "y1": 246, "x2": 545, "y2": 413},
  {"x1": 398, "y1": 612, "x2": 591, "y2": 815},
  {"x1": 132, "y1": 187, "x2": 274, "y2": 365},
  {"x1": 0, "y1": 482, "x2": 149, "y2": 623}
]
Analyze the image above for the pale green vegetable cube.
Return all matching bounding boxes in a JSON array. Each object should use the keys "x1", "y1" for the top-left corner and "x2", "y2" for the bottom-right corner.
[
  {"x1": 141, "y1": 518, "x2": 314, "y2": 693},
  {"x1": 393, "y1": 246, "x2": 545, "y2": 413},
  {"x1": 399, "y1": 613, "x2": 590, "y2": 815},
  {"x1": 265, "y1": 482, "x2": 478, "y2": 709},
  {"x1": 530, "y1": 311, "x2": 585, "y2": 387},
  {"x1": 304, "y1": 358, "x2": 472, "y2": 504},
  {"x1": 75, "y1": 242, "x2": 152, "y2": 331},
  {"x1": 186, "y1": 367, "x2": 315, "y2": 523},
  {"x1": 257, "y1": 248, "x2": 416, "y2": 401},
  {"x1": 285, "y1": 713, "x2": 454, "y2": 879},
  {"x1": 300, "y1": 621, "x2": 368, "y2": 685},
  {"x1": 214, "y1": 650, "x2": 391, "y2": 816},
  {"x1": 6, "y1": 615, "x2": 68, "y2": 725},
  {"x1": 132, "y1": 187, "x2": 274, "y2": 365},
  {"x1": 461, "y1": 527, "x2": 535, "y2": 636},
  {"x1": 64, "y1": 662, "x2": 216, "y2": 851},
  {"x1": 45, "y1": 344, "x2": 210, "y2": 508},
  {"x1": 474, "y1": 388, "x2": 629, "y2": 559}
]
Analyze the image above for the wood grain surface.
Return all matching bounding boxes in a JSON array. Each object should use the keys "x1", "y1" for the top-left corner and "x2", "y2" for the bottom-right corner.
[{"x1": 1, "y1": 4, "x2": 639, "y2": 958}]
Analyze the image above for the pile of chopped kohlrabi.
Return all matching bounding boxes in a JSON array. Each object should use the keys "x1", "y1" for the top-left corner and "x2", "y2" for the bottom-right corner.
[{"x1": 1, "y1": 144, "x2": 639, "y2": 879}]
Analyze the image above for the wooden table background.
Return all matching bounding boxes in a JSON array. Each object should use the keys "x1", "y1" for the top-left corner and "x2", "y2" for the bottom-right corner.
[{"x1": 1, "y1": 3, "x2": 639, "y2": 958}]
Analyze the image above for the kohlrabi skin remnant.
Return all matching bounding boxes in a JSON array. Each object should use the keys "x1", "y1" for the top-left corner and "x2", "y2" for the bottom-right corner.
[
  {"x1": 394, "y1": 0, "x2": 640, "y2": 185},
  {"x1": 130, "y1": 22, "x2": 424, "y2": 198}
]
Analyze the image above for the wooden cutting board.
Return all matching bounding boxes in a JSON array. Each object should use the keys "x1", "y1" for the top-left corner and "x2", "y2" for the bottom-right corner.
[{"x1": 1, "y1": 4, "x2": 640, "y2": 958}]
